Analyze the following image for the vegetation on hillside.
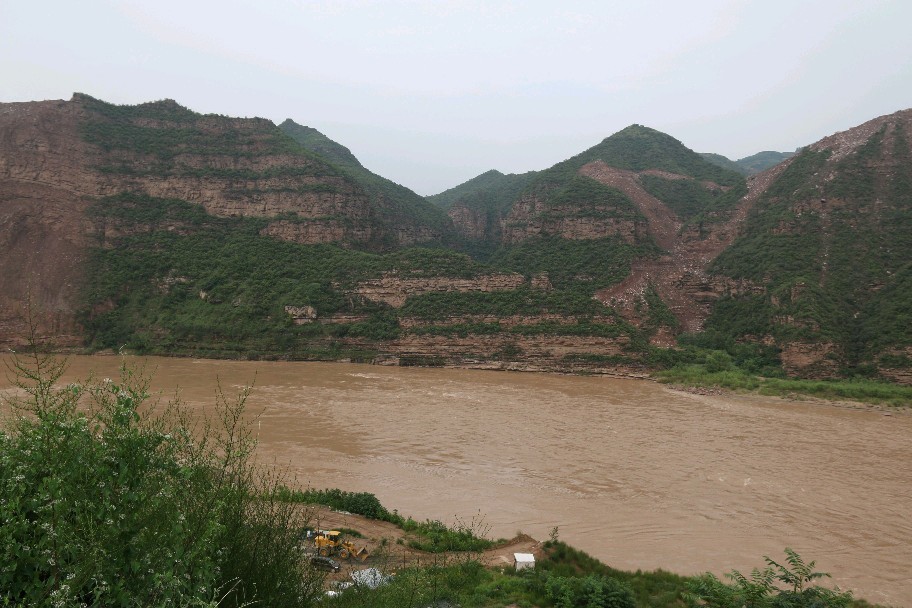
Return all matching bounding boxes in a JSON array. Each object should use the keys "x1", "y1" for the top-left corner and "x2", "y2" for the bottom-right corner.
[
  {"x1": 708, "y1": 123, "x2": 912, "y2": 372},
  {"x1": 278, "y1": 119, "x2": 455, "y2": 241},
  {"x1": 640, "y1": 174, "x2": 747, "y2": 222},
  {"x1": 700, "y1": 150, "x2": 795, "y2": 175},
  {"x1": 76, "y1": 94, "x2": 452, "y2": 251},
  {"x1": 64, "y1": 95, "x2": 912, "y2": 384},
  {"x1": 81, "y1": 192, "x2": 651, "y2": 358},
  {"x1": 699, "y1": 152, "x2": 747, "y2": 175},
  {"x1": 277, "y1": 119, "x2": 364, "y2": 168},
  {"x1": 552, "y1": 125, "x2": 743, "y2": 186},
  {"x1": 427, "y1": 168, "x2": 537, "y2": 213},
  {"x1": 430, "y1": 126, "x2": 745, "y2": 257},
  {"x1": 736, "y1": 150, "x2": 796, "y2": 174}
]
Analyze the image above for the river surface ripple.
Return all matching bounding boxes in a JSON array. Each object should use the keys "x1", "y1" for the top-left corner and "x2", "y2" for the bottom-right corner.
[{"x1": 3, "y1": 356, "x2": 909, "y2": 606}]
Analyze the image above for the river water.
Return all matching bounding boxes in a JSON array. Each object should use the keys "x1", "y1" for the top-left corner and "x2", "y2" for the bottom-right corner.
[{"x1": 2, "y1": 356, "x2": 909, "y2": 606}]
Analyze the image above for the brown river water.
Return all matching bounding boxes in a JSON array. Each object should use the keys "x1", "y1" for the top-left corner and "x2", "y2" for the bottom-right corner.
[{"x1": 2, "y1": 356, "x2": 910, "y2": 606}]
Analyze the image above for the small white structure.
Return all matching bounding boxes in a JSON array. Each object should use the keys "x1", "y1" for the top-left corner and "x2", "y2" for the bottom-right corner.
[{"x1": 513, "y1": 552, "x2": 535, "y2": 571}]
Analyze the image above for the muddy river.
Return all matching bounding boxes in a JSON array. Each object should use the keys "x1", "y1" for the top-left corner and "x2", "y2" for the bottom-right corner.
[{"x1": 2, "y1": 356, "x2": 909, "y2": 605}]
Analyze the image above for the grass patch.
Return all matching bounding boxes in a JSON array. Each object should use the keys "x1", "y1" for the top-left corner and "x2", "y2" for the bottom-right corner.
[
  {"x1": 656, "y1": 364, "x2": 912, "y2": 406},
  {"x1": 400, "y1": 518, "x2": 499, "y2": 553}
]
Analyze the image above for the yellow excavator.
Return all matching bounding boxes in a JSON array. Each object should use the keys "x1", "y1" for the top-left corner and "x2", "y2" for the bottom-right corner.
[{"x1": 311, "y1": 530, "x2": 369, "y2": 561}]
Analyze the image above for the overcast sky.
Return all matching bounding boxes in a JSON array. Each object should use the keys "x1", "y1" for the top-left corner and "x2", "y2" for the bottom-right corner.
[{"x1": 2, "y1": 0, "x2": 911, "y2": 194}]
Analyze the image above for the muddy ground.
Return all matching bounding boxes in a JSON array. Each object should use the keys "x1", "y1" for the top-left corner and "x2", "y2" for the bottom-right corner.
[{"x1": 304, "y1": 506, "x2": 543, "y2": 584}]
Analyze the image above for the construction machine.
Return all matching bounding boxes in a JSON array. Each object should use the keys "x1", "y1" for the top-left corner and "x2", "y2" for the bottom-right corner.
[{"x1": 309, "y1": 530, "x2": 369, "y2": 561}]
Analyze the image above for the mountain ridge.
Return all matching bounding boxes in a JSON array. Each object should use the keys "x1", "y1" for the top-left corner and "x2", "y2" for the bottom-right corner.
[{"x1": 1, "y1": 93, "x2": 910, "y2": 383}]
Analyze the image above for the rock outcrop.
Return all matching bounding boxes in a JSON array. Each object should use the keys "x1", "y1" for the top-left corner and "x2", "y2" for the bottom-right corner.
[
  {"x1": 501, "y1": 194, "x2": 647, "y2": 244},
  {"x1": 353, "y1": 273, "x2": 526, "y2": 307}
]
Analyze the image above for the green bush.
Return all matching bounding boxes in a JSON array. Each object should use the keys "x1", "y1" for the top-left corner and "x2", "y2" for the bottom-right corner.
[
  {"x1": 546, "y1": 574, "x2": 636, "y2": 608},
  {"x1": 273, "y1": 487, "x2": 401, "y2": 523},
  {"x1": 0, "y1": 348, "x2": 320, "y2": 607},
  {"x1": 684, "y1": 548, "x2": 853, "y2": 608}
]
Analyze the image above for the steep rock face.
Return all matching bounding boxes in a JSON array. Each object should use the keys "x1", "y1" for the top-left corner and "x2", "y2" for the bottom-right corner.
[
  {"x1": 278, "y1": 119, "x2": 454, "y2": 247},
  {"x1": 590, "y1": 160, "x2": 776, "y2": 333},
  {"x1": 447, "y1": 204, "x2": 489, "y2": 240},
  {"x1": 397, "y1": 313, "x2": 613, "y2": 329},
  {"x1": 0, "y1": 100, "x2": 103, "y2": 346},
  {"x1": 577, "y1": 162, "x2": 682, "y2": 249},
  {"x1": 353, "y1": 273, "x2": 526, "y2": 307},
  {"x1": 779, "y1": 341, "x2": 840, "y2": 378},
  {"x1": 261, "y1": 219, "x2": 375, "y2": 246},
  {"x1": 386, "y1": 333, "x2": 632, "y2": 364},
  {"x1": 501, "y1": 194, "x2": 647, "y2": 244},
  {"x1": 77, "y1": 97, "x2": 388, "y2": 241}
]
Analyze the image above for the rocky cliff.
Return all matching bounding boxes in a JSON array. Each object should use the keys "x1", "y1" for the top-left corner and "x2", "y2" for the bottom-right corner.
[{"x1": 0, "y1": 94, "x2": 452, "y2": 345}]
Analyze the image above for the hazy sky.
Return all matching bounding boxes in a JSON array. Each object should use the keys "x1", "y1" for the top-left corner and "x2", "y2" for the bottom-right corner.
[{"x1": 3, "y1": 0, "x2": 911, "y2": 194}]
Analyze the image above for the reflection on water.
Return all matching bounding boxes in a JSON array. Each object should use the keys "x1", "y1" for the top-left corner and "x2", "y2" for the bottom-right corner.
[{"x1": 2, "y1": 355, "x2": 910, "y2": 606}]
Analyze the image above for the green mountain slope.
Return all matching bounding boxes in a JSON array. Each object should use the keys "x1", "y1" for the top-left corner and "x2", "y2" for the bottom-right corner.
[
  {"x1": 4, "y1": 92, "x2": 911, "y2": 383},
  {"x1": 427, "y1": 169, "x2": 536, "y2": 212},
  {"x1": 737, "y1": 150, "x2": 795, "y2": 174},
  {"x1": 702, "y1": 150, "x2": 796, "y2": 175},
  {"x1": 549, "y1": 124, "x2": 743, "y2": 186},
  {"x1": 513, "y1": 125, "x2": 746, "y2": 235},
  {"x1": 699, "y1": 152, "x2": 747, "y2": 175},
  {"x1": 277, "y1": 119, "x2": 363, "y2": 168},
  {"x1": 278, "y1": 119, "x2": 454, "y2": 245},
  {"x1": 76, "y1": 94, "x2": 451, "y2": 251},
  {"x1": 708, "y1": 110, "x2": 912, "y2": 376}
]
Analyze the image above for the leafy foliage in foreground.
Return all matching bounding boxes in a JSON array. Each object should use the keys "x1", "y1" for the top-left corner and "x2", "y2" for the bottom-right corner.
[
  {"x1": 399, "y1": 517, "x2": 498, "y2": 553},
  {"x1": 0, "y1": 349, "x2": 319, "y2": 607},
  {"x1": 321, "y1": 540, "x2": 876, "y2": 608},
  {"x1": 684, "y1": 548, "x2": 854, "y2": 608}
]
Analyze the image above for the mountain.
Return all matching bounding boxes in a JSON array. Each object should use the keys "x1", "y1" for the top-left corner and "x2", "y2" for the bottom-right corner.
[
  {"x1": 736, "y1": 150, "x2": 796, "y2": 174},
  {"x1": 1, "y1": 93, "x2": 910, "y2": 383},
  {"x1": 426, "y1": 169, "x2": 536, "y2": 245},
  {"x1": 0, "y1": 94, "x2": 450, "y2": 349},
  {"x1": 427, "y1": 169, "x2": 536, "y2": 212},
  {"x1": 700, "y1": 152, "x2": 747, "y2": 174},
  {"x1": 440, "y1": 125, "x2": 745, "y2": 250},
  {"x1": 701, "y1": 150, "x2": 796, "y2": 175},
  {"x1": 708, "y1": 109, "x2": 912, "y2": 378},
  {"x1": 278, "y1": 119, "x2": 453, "y2": 243}
]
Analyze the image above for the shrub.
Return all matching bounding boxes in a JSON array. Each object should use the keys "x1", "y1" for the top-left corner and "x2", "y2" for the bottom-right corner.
[
  {"x1": 400, "y1": 517, "x2": 497, "y2": 553},
  {"x1": 0, "y1": 347, "x2": 320, "y2": 607},
  {"x1": 545, "y1": 573, "x2": 636, "y2": 608},
  {"x1": 684, "y1": 548, "x2": 854, "y2": 608}
]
